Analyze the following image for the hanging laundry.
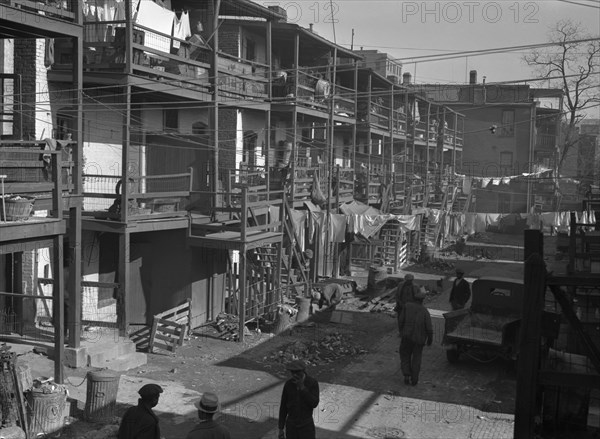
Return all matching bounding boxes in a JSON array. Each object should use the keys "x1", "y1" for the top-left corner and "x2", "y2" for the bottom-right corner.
[
  {"x1": 44, "y1": 38, "x2": 54, "y2": 68},
  {"x1": 290, "y1": 209, "x2": 307, "y2": 249},
  {"x1": 329, "y1": 214, "x2": 347, "y2": 243},
  {"x1": 462, "y1": 176, "x2": 472, "y2": 195},
  {"x1": 135, "y1": 0, "x2": 175, "y2": 53},
  {"x1": 172, "y1": 10, "x2": 191, "y2": 49},
  {"x1": 481, "y1": 178, "x2": 492, "y2": 188}
]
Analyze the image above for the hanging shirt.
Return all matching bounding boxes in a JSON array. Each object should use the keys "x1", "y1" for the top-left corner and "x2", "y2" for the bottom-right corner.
[{"x1": 172, "y1": 11, "x2": 191, "y2": 49}]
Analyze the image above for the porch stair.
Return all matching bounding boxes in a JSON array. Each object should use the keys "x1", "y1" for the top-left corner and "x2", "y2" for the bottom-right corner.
[{"x1": 64, "y1": 329, "x2": 147, "y2": 371}]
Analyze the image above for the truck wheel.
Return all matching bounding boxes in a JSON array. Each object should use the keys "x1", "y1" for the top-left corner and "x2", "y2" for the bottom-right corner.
[{"x1": 446, "y1": 349, "x2": 460, "y2": 363}]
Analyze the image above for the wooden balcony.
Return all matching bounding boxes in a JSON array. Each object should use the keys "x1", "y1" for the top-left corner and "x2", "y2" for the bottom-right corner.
[
  {"x1": 79, "y1": 21, "x2": 211, "y2": 97},
  {"x1": 536, "y1": 133, "x2": 557, "y2": 150},
  {"x1": 217, "y1": 52, "x2": 268, "y2": 101},
  {"x1": 0, "y1": 0, "x2": 81, "y2": 38},
  {"x1": 272, "y1": 69, "x2": 356, "y2": 118},
  {"x1": 1, "y1": 140, "x2": 79, "y2": 242},
  {"x1": 81, "y1": 171, "x2": 192, "y2": 225},
  {"x1": 188, "y1": 187, "x2": 283, "y2": 251}
]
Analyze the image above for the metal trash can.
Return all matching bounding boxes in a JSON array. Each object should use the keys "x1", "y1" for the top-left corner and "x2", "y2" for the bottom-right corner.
[
  {"x1": 85, "y1": 370, "x2": 120, "y2": 423},
  {"x1": 27, "y1": 386, "x2": 67, "y2": 437}
]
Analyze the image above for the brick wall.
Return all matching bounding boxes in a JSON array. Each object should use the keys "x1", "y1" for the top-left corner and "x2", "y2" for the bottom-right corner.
[
  {"x1": 218, "y1": 108, "x2": 237, "y2": 176},
  {"x1": 219, "y1": 24, "x2": 240, "y2": 58},
  {"x1": 14, "y1": 39, "x2": 36, "y2": 139}
]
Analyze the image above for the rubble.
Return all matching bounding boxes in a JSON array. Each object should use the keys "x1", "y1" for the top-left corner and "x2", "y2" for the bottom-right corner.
[{"x1": 264, "y1": 332, "x2": 368, "y2": 367}]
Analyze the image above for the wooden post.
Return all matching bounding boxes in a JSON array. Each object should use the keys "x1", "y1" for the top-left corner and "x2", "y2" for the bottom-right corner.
[
  {"x1": 52, "y1": 235, "x2": 64, "y2": 384},
  {"x1": 238, "y1": 244, "x2": 246, "y2": 343},
  {"x1": 514, "y1": 229, "x2": 546, "y2": 438},
  {"x1": 118, "y1": 232, "x2": 130, "y2": 336},
  {"x1": 68, "y1": 30, "x2": 83, "y2": 348}
]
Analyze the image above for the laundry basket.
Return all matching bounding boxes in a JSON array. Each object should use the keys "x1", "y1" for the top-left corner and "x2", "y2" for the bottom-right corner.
[{"x1": 0, "y1": 197, "x2": 35, "y2": 221}]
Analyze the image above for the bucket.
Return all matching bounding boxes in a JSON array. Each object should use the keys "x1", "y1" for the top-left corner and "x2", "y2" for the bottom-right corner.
[
  {"x1": 84, "y1": 370, "x2": 120, "y2": 423},
  {"x1": 27, "y1": 386, "x2": 67, "y2": 437},
  {"x1": 295, "y1": 296, "x2": 311, "y2": 323}
]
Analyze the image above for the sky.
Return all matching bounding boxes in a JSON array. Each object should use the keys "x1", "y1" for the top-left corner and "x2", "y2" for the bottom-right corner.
[{"x1": 258, "y1": 0, "x2": 600, "y2": 110}]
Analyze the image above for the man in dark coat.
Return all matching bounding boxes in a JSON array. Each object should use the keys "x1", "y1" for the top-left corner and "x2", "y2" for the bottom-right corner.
[
  {"x1": 186, "y1": 392, "x2": 231, "y2": 439},
  {"x1": 395, "y1": 274, "x2": 420, "y2": 333},
  {"x1": 118, "y1": 383, "x2": 163, "y2": 439},
  {"x1": 449, "y1": 268, "x2": 471, "y2": 310},
  {"x1": 398, "y1": 288, "x2": 433, "y2": 386},
  {"x1": 278, "y1": 360, "x2": 320, "y2": 439}
]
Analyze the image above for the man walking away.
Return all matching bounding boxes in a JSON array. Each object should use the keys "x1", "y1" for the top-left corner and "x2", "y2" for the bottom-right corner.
[
  {"x1": 449, "y1": 268, "x2": 471, "y2": 310},
  {"x1": 398, "y1": 289, "x2": 433, "y2": 386},
  {"x1": 395, "y1": 274, "x2": 420, "y2": 333},
  {"x1": 186, "y1": 392, "x2": 231, "y2": 439},
  {"x1": 118, "y1": 383, "x2": 163, "y2": 439},
  {"x1": 278, "y1": 360, "x2": 320, "y2": 439}
]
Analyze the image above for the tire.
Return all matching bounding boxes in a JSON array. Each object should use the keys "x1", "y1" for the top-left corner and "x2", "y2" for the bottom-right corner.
[{"x1": 446, "y1": 349, "x2": 460, "y2": 363}]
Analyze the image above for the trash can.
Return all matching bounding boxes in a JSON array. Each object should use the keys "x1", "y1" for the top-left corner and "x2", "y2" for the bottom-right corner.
[
  {"x1": 85, "y1": 370, "x2": 120, "y2": 423},
  {"x1": 295, "y1": 296, "x2": 311, "y2": 323},
  {"x1": 27, "y1": 385, "x2": 67, "y2": 437}
]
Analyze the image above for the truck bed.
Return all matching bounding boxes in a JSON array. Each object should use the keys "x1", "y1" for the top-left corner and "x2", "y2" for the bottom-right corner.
[{"x1": 445, "y1": 313, "x2": 520, "y2": 347}]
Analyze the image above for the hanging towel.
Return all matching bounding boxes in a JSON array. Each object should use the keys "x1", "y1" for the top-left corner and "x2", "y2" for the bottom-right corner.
[
  {"x1": 462, "y1": 176, "x2": 472, "y2": 195},
  {"x1": 135, "y1": 0, "x2": 175, "y2": 53},
  {"x1": 172, "y1": 10, "x2": 191, "y2": 49},
  {"x1": 329, "y1": 214, "x2": 347, "y2": 243},
  {"x1": 44, "y1": 38, "x2": 54, "y2": 68}
]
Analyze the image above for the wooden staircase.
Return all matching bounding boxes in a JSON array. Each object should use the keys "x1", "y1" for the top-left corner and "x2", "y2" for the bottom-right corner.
[{"x1": 280, "y1": 202, "x2": 311, "y2": 296}]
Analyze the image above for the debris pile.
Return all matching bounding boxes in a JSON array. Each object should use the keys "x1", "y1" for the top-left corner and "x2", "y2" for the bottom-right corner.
[
  {"x1": 213, "y1": 313, "x2": 250, "y2": 341},
  {"x1": 265, "y1": 332, "x2": 368, "y2": 367}
]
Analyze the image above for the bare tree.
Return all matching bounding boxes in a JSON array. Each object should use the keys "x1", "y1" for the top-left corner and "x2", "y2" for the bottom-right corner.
[{"x1": 524, "y1": 19, "x2": 600, "y2": 176}]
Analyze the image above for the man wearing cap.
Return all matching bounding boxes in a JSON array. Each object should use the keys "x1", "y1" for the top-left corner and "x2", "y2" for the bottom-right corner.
[
  {"x1": 449, "y1": 268, "x2": 471, "y2": 310},
  {"x1": 186, "y1": 392, "x2": 230, "y2": 439},
  {"x1": 118, "y1": 383, "x2": 163, "y2": 439},
  {"x1": 278, "y1": 359, "x2": 320, "y2": 439},
  {"x1": 397, "y1": 288, "x2": 433, "y2": 386},
  {"x1": 394, "y1": 274, "x2": 420, "y2": 332}
]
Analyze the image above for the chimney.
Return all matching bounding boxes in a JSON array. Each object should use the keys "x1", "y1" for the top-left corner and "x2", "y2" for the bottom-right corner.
[
  {"x1": 469, "y1": 70, "x2": 477, "y2": 84},
  {"x1": 402, "y1": 72, "x2": 412, "y2": 85},
  {"x1": 309, "y1": 23, "x2": 314, "y2": 32},
  {"x1": 268, "y1": 5, "x2": 287, "y2": 22}
]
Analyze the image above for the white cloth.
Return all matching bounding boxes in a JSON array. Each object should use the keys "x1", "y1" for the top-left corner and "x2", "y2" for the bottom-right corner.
[
  {"x1": 135, "y1": 0, "x2": 175, "y2": 53},
  {"x1": 173, "y1": 11, "x2": 191, "y2": 43}
]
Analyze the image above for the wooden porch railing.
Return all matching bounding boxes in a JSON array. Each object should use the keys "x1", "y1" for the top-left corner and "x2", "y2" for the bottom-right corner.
[
  {"x1": 81, "y1": 21, "x2": 212, "y2": 93},
  {"x1": 217, "y1": 52, "x2": 269, "y2": 100},
  {"x1": 82, "y1": 170, "x2": 192, "y2": 221},
  {"x1": 0, "y1": 140, "x2": 78, "y2": 221}
]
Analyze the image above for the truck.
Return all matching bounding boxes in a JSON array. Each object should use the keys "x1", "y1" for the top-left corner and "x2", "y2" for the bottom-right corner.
[{"x1": 442, "y1": 277, "x2": 559, "y2": 363}]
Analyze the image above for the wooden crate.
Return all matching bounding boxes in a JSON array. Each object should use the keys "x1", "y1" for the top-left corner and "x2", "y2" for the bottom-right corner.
[{"x1": 148, "y1": 299, "x2": 191, "y2": 355}]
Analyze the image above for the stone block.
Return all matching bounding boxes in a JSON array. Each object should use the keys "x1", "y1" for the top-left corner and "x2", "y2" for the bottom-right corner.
[{"x1": 64, "y1": 346, "x2": 87, "y2": 368}]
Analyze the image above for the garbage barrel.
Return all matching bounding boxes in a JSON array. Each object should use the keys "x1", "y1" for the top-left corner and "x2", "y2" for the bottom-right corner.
[
  {"x1": 27, "y1": 386, "x2": 67, "y2": 437},
  {"x1": 295, "y1": 296, "x2": 311, "y2": 323},
  {"x1": 85, "y1": 370, "x2": 120, "y2": 423}
]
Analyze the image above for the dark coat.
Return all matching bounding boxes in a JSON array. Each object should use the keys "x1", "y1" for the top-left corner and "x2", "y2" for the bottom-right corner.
[
  {"x1": 395, "y1": 281, "x2": 419, "y2": 311},
  {"x1": 278, "y1": 374, "x2": 320, "y2": 430},
  {"x1": 186, "y1": 419, "x2": 231, "y2": 439},
  {"x1": 118, "y1": 401, "x2": 161, "y2": 439},
  {"x1": 449, "y1": 278, "x2": 471, "y2": 308},
  {"x1": 398, "y1": 301, "x2": 433, "y2": 345}
]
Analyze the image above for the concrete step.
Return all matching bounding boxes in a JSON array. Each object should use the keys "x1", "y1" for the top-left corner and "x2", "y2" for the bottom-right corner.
[
  {"x1": 89, "y1": 352, "x2": 147, "y2": 372},
  {"x1": 86, "y1": 340, "x2": 137, "y2": 366}
]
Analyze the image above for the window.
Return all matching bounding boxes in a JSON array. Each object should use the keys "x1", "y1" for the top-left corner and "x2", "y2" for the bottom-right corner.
[
  {"x1": 245, "y1": 38, "x2": 256, "y2": 61},
  {"x1": 499, "y1": 151, "x2": 513, "y2": 167},
  {"x1": 500, "y1": 110, "x2": 515, "y2": 136},
  {"x1": 164, "y1": 109, "x2": 178, "y2": 131}
]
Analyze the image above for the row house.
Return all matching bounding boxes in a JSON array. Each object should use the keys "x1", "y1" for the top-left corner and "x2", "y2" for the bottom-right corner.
[
  {"x1": 1, "y1": 0, "x2": 83, "y2": 381},
  {"x1": 415, "y1": 71, "x2": 562, "y2": 214},
  {"x1": 2, "y1": 0, "x2": 466, "y2": 349}
]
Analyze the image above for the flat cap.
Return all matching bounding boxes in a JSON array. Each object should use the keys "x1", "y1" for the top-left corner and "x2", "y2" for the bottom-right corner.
[
  {"x1": 138, "y1": 383, "x2": 163, "y2": 398},
  {"x1": 404, "y1": 274, "x2": 414, "y2": 281},
  {"x1": 286, "y1": 359, "x2": 306, "y2": 371}
]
